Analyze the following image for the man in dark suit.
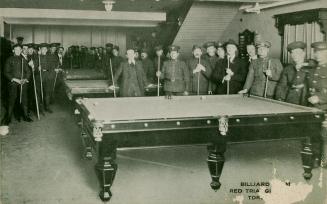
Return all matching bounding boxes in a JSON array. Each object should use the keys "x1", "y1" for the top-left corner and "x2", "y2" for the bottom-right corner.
[
  {"x1": 187, "y1": 45, "x2": 212, "y2": 95},
  {"x1": 212, "y1": 39, "x2": 247, "y2": 94},
  {"x1": 110, "y1": 48, "x2": 149, "y2": 97},
  {"x1": 1, "y1": 44, "x2": 32, "y2": 125}
]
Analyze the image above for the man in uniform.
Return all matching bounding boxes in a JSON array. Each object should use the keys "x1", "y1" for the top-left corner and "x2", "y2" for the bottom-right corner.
[
  {"x1": 275, "y1": 41, "x2": 312, "y2": 105},
  {"x1": 48, "y1": 43, "x2": 61, "y2": 103},
  {"x1": 110, "y1": 48, "x2": 149, "y2": 97},
  {"x1": 246, "y1": 43, "x2": 258, "y2": 63},
  {"x1": 1, "y1": 44, "x2": 32, "y2": 125},
  {"x1": 212, "y1": 39, "x2": 247, "y2": 94},
  {"x1": 239, "y1": 41, "x2": 283, "y2": 98},
  {"x1": 156, "y1": 45, "x2": 190, "y2": 96},
  {"x1": 308, "y1": 41, "x2": 327, "y2": 168},
  {"x1": 140, "y1": 48, "x2": 155, "y2": 84},
  {"x1": 187, "y1": 45, "x2": 212, "y2": 95},
  {"x1": 38, "y1": 43, "x2": 58, "y2": 113},
  {"x1": 16, "y1": 36, "x2": 24, "y2": 46}
]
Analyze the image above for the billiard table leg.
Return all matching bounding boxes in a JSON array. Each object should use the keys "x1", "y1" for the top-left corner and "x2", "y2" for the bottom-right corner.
[
  {"x1": 207, "y1": 139, "x2": 227, "y2": 191},
  {"x1": 80, "y1": 120, "x2": 93, "y2": 160},
  {"x1": 301, "y1": 140, "x2": 313, "y2": 180},
  {"x1": 95, "y1": 142, "x2": 117, "y2": 202}
]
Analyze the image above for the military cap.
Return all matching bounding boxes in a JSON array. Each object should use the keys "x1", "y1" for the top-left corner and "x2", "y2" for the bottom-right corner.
[
  {"x1": 113, "y1": 45, "x2": 119, "y2": 51},
  {"x1": 16, "y1": 36, "x2": 24, "y2": 41},
  {"x1": 255, "y1": 41, "x2": 271, "y2": 48},
  {"x1": 287, "y1": 41, "x2": 306, "y2": 52},
  {"x1": 39, "y1": 43, "x2": 49, "y2": 48},
  {"x1": 106, "y1": 43, "x2": 114, "y2": 48},
  {"x1": 154, "y1": 45, "x2": 163, "y2": 51},
  {"x1": 12, "y1": 44, "x2": 22, "y2": 49},
  {"x1": 311, "y1": 41, "x2": 327, "y2": 51},
  {"x1": 168, "y1": 45, "x2": 180, "y2": 52},
  {"x1": 26, "y1": 43, "x2": 34, "y2": 48},
  {"x1": 192, "y1": 44, "x2": 202, "y2": 51},
  {"x1": 203, "y1": 41, "x2": 216, "y2": 49},
  {"x1": 225, "y1": 39, "x2": 238, "y2": 47}
]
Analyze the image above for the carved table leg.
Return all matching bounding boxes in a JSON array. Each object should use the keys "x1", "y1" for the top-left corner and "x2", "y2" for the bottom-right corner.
[
  {"x1": 301, "y1": 139, "x2": 313, "y2": 180},
  {"x1": 95, "y1": 141, "x2": 117, "y2": 202},
  {"x1": 207, "y1": 138, "x2": 227, "y2": 191}
]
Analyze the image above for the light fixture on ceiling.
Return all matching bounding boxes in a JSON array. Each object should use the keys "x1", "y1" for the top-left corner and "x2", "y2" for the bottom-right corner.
[{"x1": 103, "y1": 0, "x2": 116, "y2": 11}]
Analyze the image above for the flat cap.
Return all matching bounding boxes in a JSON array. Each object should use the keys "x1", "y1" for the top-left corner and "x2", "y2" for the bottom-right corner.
[
  {"x1": 203, "y1": 41, "x2": 216, "y2": 49},
  {"x1": 105, "y1": 43, "x2": 113, "y2": 48},
  {"x1": 26, "y1": 43, "x2": 34, "y2": 48},
  {"x1": 256, "y1": 41, "x2": 271, "y2": 48},
  {"x1": 225, "y1": 39, "x2": 238, "y2": 47},
  {"x1": 113, "y1": 45, "x2": 119, "y2": 51},
  {"x1": 287, "y1": 41, "x2": 306, "y2": 52},
  {"x1": 16, "y1": 36, "x2": 24, "y2": 41},
  {"x1": 192, "y1": 44, "x2": 202, "y2": 51},
  {"x1": 39, "y1": 43, "x2": 49, "y2": 48},
  {"x1": 154, "y1": 45, "x2": 163, "y2": 51},
  {"x1": 168, "y1": 45, "x2": 180, "y2": 52},
  {"x1": 311, "y1": 41, "x2": 327, "y2": 51},
  {"x1": 50, "y1": 43, "x2": 60, "y2": 47},
  {"x1": 12, "y1": 44, "x2": 22, "y2": 49}
]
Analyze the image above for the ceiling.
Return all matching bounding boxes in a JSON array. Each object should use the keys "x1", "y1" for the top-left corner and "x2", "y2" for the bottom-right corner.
[
  {"x1": 0, "y1": 0, "x2": 284, "y2": 12},
  {"x1": 0, "y1": 0, "x2": 189, "y2": 12}
]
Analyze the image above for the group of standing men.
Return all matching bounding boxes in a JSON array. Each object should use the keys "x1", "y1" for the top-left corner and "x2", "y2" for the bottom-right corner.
[{"x1": 1, "y1": 40, "x2": 64, "y2": 125}]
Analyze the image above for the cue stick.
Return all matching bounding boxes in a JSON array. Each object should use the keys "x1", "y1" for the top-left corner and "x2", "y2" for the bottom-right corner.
[
  {"x1": 32, "y1": 69, "x2": 40, "y2": 120},
  {"x1": 52, "y1": 66, "x2": 59, "y2": 97},
  {"x1": 157, "y1": 56, "x2": 161, "y2": 96},
  {"x1": 197, "y1": 57, "x2": 201, "y2": 95},
  {"x1": 109, "y1": 58, "x2": 116, "y2": 98},
  {"x1": 19, "y1": 58, "x2": 24, "y2": 104},
  {"x1": 39, "y1": 55, "x2": 44, "y2": 103},
  {"x1": 264, "y1": 60, "x2": 271, "y2": 98},
  {"x1": 226, "y1": 55, "x2": 230, "y2": 95}
]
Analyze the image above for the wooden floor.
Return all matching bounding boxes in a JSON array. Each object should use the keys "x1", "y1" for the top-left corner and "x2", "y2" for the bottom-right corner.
[{"x1": 0, "y1": 91, "x2": 326, "y2": 204}]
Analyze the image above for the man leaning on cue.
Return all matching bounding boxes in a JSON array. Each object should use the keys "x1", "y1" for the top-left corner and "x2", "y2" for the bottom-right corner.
[{"x1": 239, "y1": 41, "x2": 283, "y2": 98}]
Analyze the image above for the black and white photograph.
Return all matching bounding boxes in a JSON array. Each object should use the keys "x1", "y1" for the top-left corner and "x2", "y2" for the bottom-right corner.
[{"x1": 0, "y1": 0, "x2": 326, "y2": 203}]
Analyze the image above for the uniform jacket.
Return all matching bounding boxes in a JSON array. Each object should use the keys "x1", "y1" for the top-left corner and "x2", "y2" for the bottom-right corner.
[
  {"x1": 275, "y1": 63, "x2": 312, "y2": 105},
  {"x1": 160, "y1": 59, "x2": 190, "y2": 93},
  {"x1": 4, "y1": 55, "x2": 31, "y2": 82},
  {"x1": 243, "y1": 57, "x2": 283, "y2": 98},
  {"x1": 308, "y1": 63, "x2": 327, "y2": 110},
  {"x1": 114, "y1": 60, "x2": 148, "y2": 97},
  {"x1": 142, "y1": 58, "x2": 156, "y2": 84},
  {"x1": 187, "y1": 57, "x2": 212, "y2": 94},
  {"x1": 212, "y1": 57, "x2": 247, "y2": 94}
]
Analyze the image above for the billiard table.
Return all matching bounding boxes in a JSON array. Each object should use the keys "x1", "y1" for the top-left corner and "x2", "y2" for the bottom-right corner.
[
  {"x1": 64, "y1": 79, "x2": 163, "y2": 101},
  {"x1": 64, "y1": 68, "x2": 107, "y2": 80},
  {"x1": 75, "y1": 95, "x2": 325, "y2": 201}
]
